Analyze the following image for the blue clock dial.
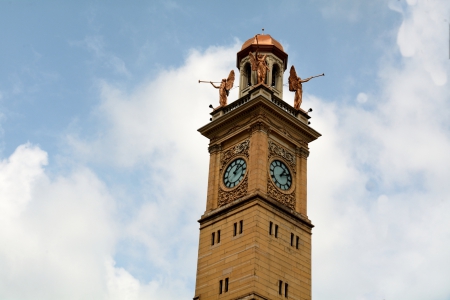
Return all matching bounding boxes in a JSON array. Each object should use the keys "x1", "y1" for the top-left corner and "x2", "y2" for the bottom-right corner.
[
  {"x1": 223, "y1": 158, "x2": 247, "y2": 188},
  {"x1": 270, "y1": 160, "x2": 292, "y2": 190}
]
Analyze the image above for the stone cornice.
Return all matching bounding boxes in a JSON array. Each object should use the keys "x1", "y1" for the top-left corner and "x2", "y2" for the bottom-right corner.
[
  {"x1": 199, "y1": 191, "x2": 313, "y2": 230},
  {"x1": 198, "y1": 85, "x2": 321, "y2": 145},
  {"x1": 208, "y1": 144, "x2": 221, "y2": 154},
  {"x1": 250, "y1": 121, "x2": 269, "y2": 134},
  {"x1": 296, "y1": 146, "x2": 310, "y2": 159}
]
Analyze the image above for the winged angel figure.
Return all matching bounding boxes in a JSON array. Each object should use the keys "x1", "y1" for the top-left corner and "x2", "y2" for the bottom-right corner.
[
  {"x1": 249, "y1": 51, "x2": 269, "y2": 85},
  {"x1": 289, "y1": 66, "x2": 325, "y2": 110},
  {"x1": 210, "y1": 70, "x2": 235, "y2": 107}
]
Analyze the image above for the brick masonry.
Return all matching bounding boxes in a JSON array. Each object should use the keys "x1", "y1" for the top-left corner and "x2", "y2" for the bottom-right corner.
[{"x1": 196, "y1": 85, "x2": 320, "y2": 300}]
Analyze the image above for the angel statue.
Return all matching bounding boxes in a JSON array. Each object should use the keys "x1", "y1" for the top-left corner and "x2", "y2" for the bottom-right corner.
[
  {"x1": 209, "y1": 70, "x2": 235, "y2": 107},
  {"x1": 288, "y1": 65, "x2": 324, "y2": 110},
  {"x1": 249, "y1": 51, "x2": 269, "y2": 85}
]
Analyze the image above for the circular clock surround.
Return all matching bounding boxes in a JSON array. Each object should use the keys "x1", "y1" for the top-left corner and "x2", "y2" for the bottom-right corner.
[
  {"x1": 223, "y1": 158, "x2": 247, "y2": 189},
  {"x1": 269, "y1": 159, "x2": 293, "y2": 191}
]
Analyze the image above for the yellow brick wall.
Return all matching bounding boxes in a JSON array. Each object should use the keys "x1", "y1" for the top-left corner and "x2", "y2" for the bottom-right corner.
[
  {"x1": 194, "y1": 199, "x2": 312, "y2": 300},
  {"x1": 196, "y1": 90, "x2": 320, "y2": 300}
]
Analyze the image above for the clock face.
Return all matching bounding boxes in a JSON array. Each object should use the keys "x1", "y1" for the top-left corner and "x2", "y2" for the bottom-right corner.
[
  {"x1": 223, "y1": 158, "x2": 247, "y2": 188},
  {"x1": 270, "y1": 160, "x2": 292, "y2": 190}
]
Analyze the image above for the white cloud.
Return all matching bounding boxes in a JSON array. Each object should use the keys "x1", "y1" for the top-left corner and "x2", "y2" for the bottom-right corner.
[
  {"x1": 70, "y1": 43, "x2": 240, "y2": 168},
  {"x1": 0, "y1": 143, "x2": 47, "y2": 219},
  {"x1": 0, "y1": 144, "x2": 117, "y2": 299},
  {"x1": 356, "y1": 92, "x2": 368, "y2": 103},
  {"x1": 308, "y1": 1, "x2": 450, "y2": 299},
  {"x1": 65, "y1": 42, "x2": 242, "y2": 299},
  {"x1": 395, "y1": 0, "x2": 448, "y2": 85},
  {"x1": 1, "y1": 42, "x2": 242, "y2": 300}
]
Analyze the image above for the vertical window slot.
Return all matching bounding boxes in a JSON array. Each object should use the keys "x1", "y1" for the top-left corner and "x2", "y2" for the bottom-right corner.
[
  {"x1": 279, "y1": 280, "x2": 283, "y2": 295},
  {"x1": 269, "y1": 221, "x2": 273, "y2": 235},
  {"x1": 245, "y1": 63, "x2": 252, "y2": 86},
  {"x1": 296, "y1": 236, "x2": 299, "y2": 249},
  {"x1": 239, "y1": 220, "x2": 243, "y2": 234},
  {"x1": 225, "y1": 277, "x2": 229, "y2": 292},
  {"x1": 275, "y1": 224, "x2": 279, "y2": 238},
  {"x1": 271, "y1": 64, "x2": 280, "y2": 87},
  {"x1": 233, "y1": 223, "x2": 237, "y2": 236},
  {"x1": 219, "y1": 280, "x2": 223, "y2": 294},
  {"x1": 211, "y1": 232, "x2": 215, "y2": 246},
  {"x1": 285, "y1": 283, "x2": 288, "y2": 297},
  {"x1": 290, "y1": 233, "x2": 294, "y2": 246},
  {"x1": 217, "y1": 230, "x2": 221, "y2": 243}
]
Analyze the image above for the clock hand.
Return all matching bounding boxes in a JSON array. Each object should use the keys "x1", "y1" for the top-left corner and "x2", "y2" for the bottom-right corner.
[{"x1": 233, "y1": 164, "x2": 243, "y2": 175}]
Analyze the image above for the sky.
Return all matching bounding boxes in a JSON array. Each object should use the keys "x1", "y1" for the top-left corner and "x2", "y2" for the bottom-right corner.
[{"x1": 0, "y1": 0, "x2": 449, "y2": 299}]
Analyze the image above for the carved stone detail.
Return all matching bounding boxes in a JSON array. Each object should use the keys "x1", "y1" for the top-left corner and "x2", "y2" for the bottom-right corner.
[
  {"x1": 296, "y1": 146, "x2": 309, "y2": 159},
  {"x1": 208, "y1": 144, "x2": 222, "y2": 154},
  {"x1": 220, "y1": 139, "x2": 250, "y2": 172},
  {"x1": 218, "y1": 176, "x2": 248, "y2": 207},
  {"x1": 250, "y1": 121, "x2": 269, "y2": 134},
  {"x1": 261, "y1": 114, "x2": 309, "y2": 146},
  {"x1": 268, "y1": 140, "x2": 296, "y2": 171},
  {"x1": 211, "y1": 114, "x2": 257, "y2": 143},
  {"x1": 212, "y1": 124, "x2": 242, "y2": 143},
  {"x1": 267, "y1": 177, "x2": 296, "y2": 210}
]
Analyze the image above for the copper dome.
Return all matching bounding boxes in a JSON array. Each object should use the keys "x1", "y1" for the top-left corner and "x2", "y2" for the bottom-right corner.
[
  {"x1": 240, "y1": 34, "x2": 284, "y2": 51},
  {"x1": 237, "y1": 34, "x2": 288, "y2": 70}
]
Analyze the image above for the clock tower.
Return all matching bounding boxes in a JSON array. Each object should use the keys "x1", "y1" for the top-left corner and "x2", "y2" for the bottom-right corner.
[{"x1": 193, "y1": 34, "x2": 321, "y2": 300}]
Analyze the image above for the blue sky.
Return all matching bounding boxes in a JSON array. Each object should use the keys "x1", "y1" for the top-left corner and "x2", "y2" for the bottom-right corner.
[{"x1": 1, "y1": 1, "x2": 449, "y2": 299}]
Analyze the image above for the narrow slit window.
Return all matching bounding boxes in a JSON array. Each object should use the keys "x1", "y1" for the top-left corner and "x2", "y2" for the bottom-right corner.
[
  {"x1": 211, "y1": 232, "x2": 215, "y2": 245},
  {"x1": 245, "y1": 63, "x2": 251, "y2": 86},
  {"x1": 279, "y1": 280, "x2": 283, "y2": 295},
  {"x1": 217, "y1": 230, "x2": 221, "y2": 243},
  {"x1": 219, "y1": 280, "x2": 223, "y2": 294},
  {"x1": 239, "y1": 220, "x2": 243, "y2": 234},
  {"x1": 275, "y1": 224, "x2": 279, "y2": 238},
  {"x1": 225, "y1": 277, "x2": 229, "y2": 292},
  {"x1": 290, "y1": 233, "x2": 294, "y2": 246},
  {"x1": 296, "y1": 236, "x2": 300, "y2": 249},
  {"x1": 269, "y1": 221, "x2": 273, "y2": 235},
  {"x1": 285, "y1": 283, "x2": 289, "y2": 297},
  {"x1": 271, "y1": 64, "x2": 280, "y2": 87},
  {"x1": 233, "y1": 223, "x2": 237, "y2": 236}
]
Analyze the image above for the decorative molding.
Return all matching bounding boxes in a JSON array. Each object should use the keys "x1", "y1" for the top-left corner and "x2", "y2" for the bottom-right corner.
[
  {"x1": 210, "y1": 114, "x2": 258, "y2": 143},
  {"x1": 296, "y1": 146, "x2": 310, "y2": 159},
  {"x1": 219, "y1": 139, "x2": 250, "y2": 172},
  {"x1": 250, "y1": 121, "x2": 269, "y2": 134},
  {"x1": 217, "y1": 139, "x2": 250, "y2": 207},
  {"x1": 268, "y1": 140, "x2": 296, "y2": 171},
  {"x1": 211, "y1": 124, "x2": 243, "y2": 143},
  {"x1": 218, "y1": 176, "x2": 248, "y2": 207},
  {"x1": 208, "y1": 144, "x2": 221, "y2": 154},
  {"x1": 267, "y1": 177, "x2": 296, "y2": 210},
  {"x1": 261, "y1": 113, "x2": 308, "y2": 146}
]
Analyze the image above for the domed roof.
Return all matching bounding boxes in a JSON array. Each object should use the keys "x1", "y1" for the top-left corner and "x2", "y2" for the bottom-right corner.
[
  {"x1": 241, "y1": 34, "x2": 284, "y2": 51},
  {"x1": 236, "y1": 34, "x2": 288, "y2": 70}
]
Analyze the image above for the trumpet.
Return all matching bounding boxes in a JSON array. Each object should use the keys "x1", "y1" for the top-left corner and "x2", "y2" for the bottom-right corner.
[
  {"x1": 198, "y1": 80, "x2": 222, "y2": 84},
  {"x1": 309, "y1": 73, "x2": 325, "y2": 79}
]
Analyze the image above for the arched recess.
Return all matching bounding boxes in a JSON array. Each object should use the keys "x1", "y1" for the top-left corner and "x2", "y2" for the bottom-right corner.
[
  {"x1": 244, "y1": 63, "x2": 252, "y2": 87},
  {"x1": 271, "y1": 64, "x2": 280, "y2": 89}
]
